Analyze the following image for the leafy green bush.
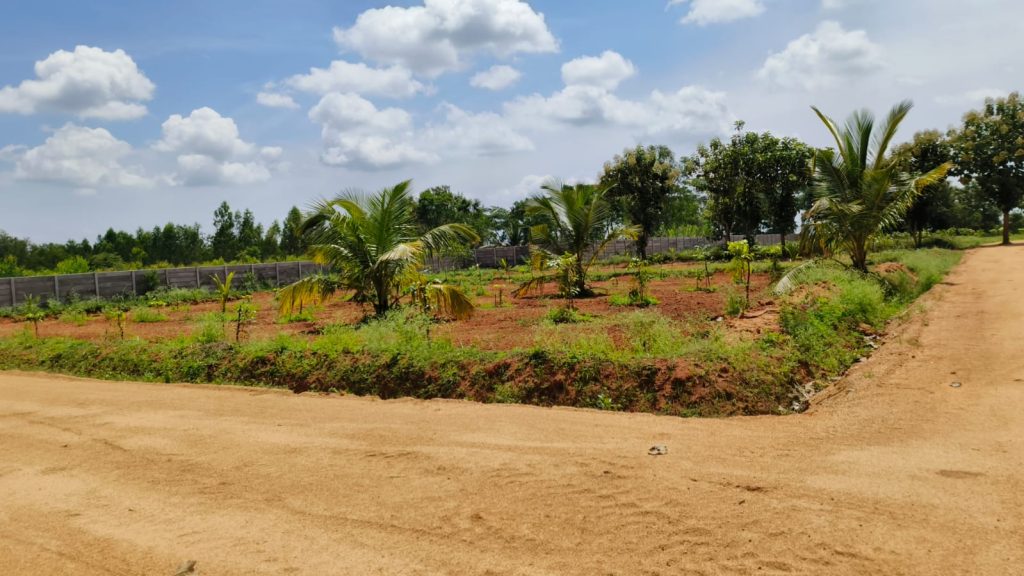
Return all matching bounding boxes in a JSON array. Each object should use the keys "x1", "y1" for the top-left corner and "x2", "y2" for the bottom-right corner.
[
  {"x1": 724, "y1": 290, "x2": 746, "y2": 317},
  {"x1": 55, "y1": 256, "x2": 90, "y2": 274},
  {"x1": 545, "y1": 306, "x2": 590, "y2": 324}
]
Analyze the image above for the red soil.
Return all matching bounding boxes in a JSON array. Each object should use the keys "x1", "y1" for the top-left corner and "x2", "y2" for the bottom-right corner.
[{"x1": 0, "y1": 264, "x2": 779, "y2": 349}]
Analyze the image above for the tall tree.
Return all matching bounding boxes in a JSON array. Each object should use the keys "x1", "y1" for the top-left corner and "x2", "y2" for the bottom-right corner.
[
  {"x1": 261, "y1": 220, "x2": 282, "y2": 260},
  {"x1": 414, "y1": 186, "x2": 491, "y2": 244},
  {"x1": 746, "y1": 135, "x2": 814, "y2": 252},
  {"x1": 801, "y1": 101, "x2": 950, "y2": 272},
  {"x1": 948, "y1": 182, "x2": 1000, "y2": 231},
  {"x1": 892, "y1": 130, "x2": 956, "y2": 246},
  {"x1": 683, "y1": 122, "x2": 769, "y2": 242},
  {"x1": 280, "y1": 206, "x2": 306, "y2": 256},
  {"x1": 685, "y1": 123, "x2": 812, "y2": 245},
  {"x1": 949, "y1": 92, "x2": 1024, "y2": 245},
  {"x1": 236, "y1": 209, "x2": 263, "y2": 256},
  {"x1": 599, "y1": 145, "x2": 682, "y2": 259},
  {"x1": 211, "y1": 201, "x2": 238, "y2": 260}
]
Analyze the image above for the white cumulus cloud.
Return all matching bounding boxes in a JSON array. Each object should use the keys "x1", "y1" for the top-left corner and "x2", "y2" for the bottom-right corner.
[
  {"x1": 13, "y1": 124, "x2": 152, "y2": 188},
  {"x1": 309, "y1": 92, "x2": 433, "y2": 170},
  {"x1": 504, "y1": 52, "x2": 731, "y2": 140},
  {"x1": 0, "y1": 45, "x2": 154, "y2": 120},
  {"x1": 470, "y1": 65, "x2": 522, "y2": 91},
  {"x1": 669, "y1": 0, "x2": 765, "y2": 25},
  {"x1": 333, "y1": 0, "x2": 558, "y2": 77},
  {"x1": 155, "y1": 107, "x2": 278, "y2": 186},
  {"x1": 422, "y1": 104, "x2": 534, "y2": 157},
  {"x1": 306, "y1": 92, "x2": 534, "y2": 170},
  {"x1": 561, "y1": 51, "x2": 636, "y2": 90},
  {"x1": 757, "y1": 21, "x2": 883, "y2": 91},
  {"x1": 286, "y1": 60, "x2": 425, "y2": 98},
  {"x1": 256, "y1": 91, "x2": 299, "y2": 109}
]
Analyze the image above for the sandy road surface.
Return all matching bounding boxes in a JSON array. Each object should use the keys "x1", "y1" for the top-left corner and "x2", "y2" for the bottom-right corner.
[{"x1": 2, "y1": 247, "x2": 1023, "y2": 576}]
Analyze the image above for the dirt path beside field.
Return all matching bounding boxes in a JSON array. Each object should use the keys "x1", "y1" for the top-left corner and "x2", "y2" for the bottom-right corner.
[{"x1": 1, "y1": 247, "x2": 1023, "y2": 575}]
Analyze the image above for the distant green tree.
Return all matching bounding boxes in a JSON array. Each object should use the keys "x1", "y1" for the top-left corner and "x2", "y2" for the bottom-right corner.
[
  {"x1": 211, "y1": 201, "x2": 238, "y2": 260},
  {"x1": 236, "y1": 209, "x2": 263, "y2": 257},
  {"x1": 280, "y1": 206, "x2": 306, "y2": 256},
  {"x1": 414, "y1": 186, "x2": 491, "y2": 244},
  {"x1": 948, "y1": 182, "x2": 1000, "y2": 231},
  {"x1": 746, "y1": 135, "x2": 814, "y2": 252},
  {"x1": 0, "y1": 231, "x2": 30, "y2": 264},
  {"x1": 684, "y1": 123, "x2": 813, "y2": 247},
  {"x1": 261, "y1": 220, "x2": 282, "y2": 260},
  {"x1": 949, "y1": 92, "x2": 1024, "y2": 245},
  {"x1": 0, "y1": 255, "x2": 21, "y2": 277},
  {"x1": 55, "y1": 256, "x2": 90, "y2": 274},
  {"x1": 500, "y1": 199, "x2": 539, "y2": 246},
  {"x1": 89, "y1": 252, "x2": 126, "y2": 271},
  {"x1": 657, "y1": 191, "x2": 706, "y2": 237},
  {"x1": 684, "y1": 122, "x2": 758, "y2": 241},
  {"x1": 892, "y1": 130, "x2": 956, "y2": 246},
  {"x1": 599, "y1": 144, "x2": 683, "y2": 259},
  {"x1": 94, "y1": 228, "x2": 135, "y2": 263}
]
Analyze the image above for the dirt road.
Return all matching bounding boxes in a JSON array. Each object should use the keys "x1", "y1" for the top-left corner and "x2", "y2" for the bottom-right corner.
[{"x1": 2, "y1": 246, "x2": 1023, "y2": 576}]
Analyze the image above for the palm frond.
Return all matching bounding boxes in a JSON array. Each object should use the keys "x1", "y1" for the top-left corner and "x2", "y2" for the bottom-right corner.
[
  {"x1": 277, "y1": 274, "x2": 340, "y2": 315},
  {"x1": 872, "y1": 100, "x2": 914, "y2": 169},
  {"x1": 425, "y1": 283, "x2": 475, "y2": 320},
  {"x1": 419, "y1": 223, "x2": 479, "y2": 254},
  {"x1": 512, "y1": 274, "x2": 549, "y2": 298},
  {"x1": 379, "y1": 241, "x2": 422, "y2": 263}
]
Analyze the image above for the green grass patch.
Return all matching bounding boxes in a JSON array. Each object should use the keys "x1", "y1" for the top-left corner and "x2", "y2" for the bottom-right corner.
[{"x1": 131, "y1": 307, "x2": 169, "y2": 323}]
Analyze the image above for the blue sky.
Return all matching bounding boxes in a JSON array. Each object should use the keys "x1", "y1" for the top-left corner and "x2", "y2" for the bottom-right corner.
[{"x1": 0, "y1": 0, "x2": 1020, "y2": 242}]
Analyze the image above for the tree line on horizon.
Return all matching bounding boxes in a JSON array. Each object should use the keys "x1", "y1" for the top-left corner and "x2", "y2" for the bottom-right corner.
[{"x1": 1, "y1": 92, "x2": 1022, "y2": 278}]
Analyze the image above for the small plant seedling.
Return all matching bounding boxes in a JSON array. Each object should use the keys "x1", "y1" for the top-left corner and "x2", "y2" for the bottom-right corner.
[
  {"x1": 498, "y1": 258, "x2": 511, "y2": 282},
  {"x1": 493, "y1": 284, "x2": 506, "y2": 307},
  {"x1": 625, "y1": 258, "x2": 657, "y2": 307},
  {"x1": 211, "y1": 271, "x2": 235, "y2": 314},
  {"x1": 594, "y1": 393, "x2": 620, "y2": 411},
  {"x1": 727, "y1": 240, "x2": 754, "y2": 310},
  {"x1": 550, "y1": 253, "x2": 580, "y2": 312},
  {"x1": 21, "y1": 295, "x2": 45, "y2": 337},
  {"x1": 233, "y1": 298, "x2": 258, "y2": 342},
  {"x1": 695, "y1": 245, "x2": 713, "y2": 291},
  {"x1": 103, "y1": 305, "x2": 128, "y2": 340}
]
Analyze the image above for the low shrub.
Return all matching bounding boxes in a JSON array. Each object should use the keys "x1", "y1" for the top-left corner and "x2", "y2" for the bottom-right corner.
[{"x1": 132, "y1": 307, "x2": 169, "y2": 323}]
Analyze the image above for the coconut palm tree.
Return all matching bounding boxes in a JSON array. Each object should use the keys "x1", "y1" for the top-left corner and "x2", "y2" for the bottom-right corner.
[
  {"x1": 800, "y1": 101, "x2": 951, "y2": 272},
  {"x1": 278, "y1": 180, "x2": 479, "y2": 319},
  {"x1": 515, "y1": 181, "x2": 639, "y2": 297}
]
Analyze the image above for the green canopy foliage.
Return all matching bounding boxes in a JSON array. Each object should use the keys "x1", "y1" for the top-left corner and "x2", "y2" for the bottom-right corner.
[
  {"x1": 599, "y1": 145, "x2": 684, "y2": 259},
  {"x1": 949, "y1": 91, "x2": 1024, "y2": 244}
]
